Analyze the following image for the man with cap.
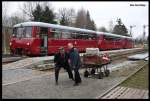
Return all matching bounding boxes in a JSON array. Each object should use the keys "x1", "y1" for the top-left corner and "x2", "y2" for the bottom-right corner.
[{"x1": 54, "y1": 47, "x2": 74, "y2": 85}]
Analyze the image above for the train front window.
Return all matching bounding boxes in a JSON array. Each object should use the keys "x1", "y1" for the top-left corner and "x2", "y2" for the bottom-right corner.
[
  {"x1": 17, "y1": 27, "x2": 24, "y2": 38},
  {"x1": 12, "y1": 28, "x2": 17, "y2": 37},
  {"x1": 24, "y1": 27, "x2": 32, "y2": 38},
  {"x1": 13, "y1": 27, "x2": 32, "y2": 38}
]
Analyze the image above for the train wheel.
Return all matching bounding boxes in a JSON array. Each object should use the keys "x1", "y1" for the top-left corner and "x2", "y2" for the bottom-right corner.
[
  {"x1": 98, "y1": 72, "x2": 103, "y2": 79},
  {"x1": 105, "y1": 70, "x2": 110, "y2": 77},
  {"x1": 84, "y1": 70, "x2": 89, "y2": 78},
  {"x1": 91, "y1": 68, "x2": 95, "y2": 75}
]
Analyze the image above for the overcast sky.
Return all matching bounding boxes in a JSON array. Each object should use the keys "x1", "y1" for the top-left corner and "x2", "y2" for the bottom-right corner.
[{"x1": 2, "y1": 1, "x2": 149, "y2": 39}]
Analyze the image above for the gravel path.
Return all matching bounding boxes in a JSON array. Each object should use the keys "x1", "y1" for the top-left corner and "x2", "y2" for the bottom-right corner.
[{"x1": 3, "y1": 60, "x2": 140, "y2": 99}]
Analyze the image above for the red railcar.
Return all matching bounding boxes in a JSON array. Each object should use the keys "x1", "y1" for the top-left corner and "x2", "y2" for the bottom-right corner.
[
  {"x1": 97, "y1": 32, "x2": 134, "y2": 50},
  {"x1": 10, "y1": 22, "x2": 134, "y2": 56}
]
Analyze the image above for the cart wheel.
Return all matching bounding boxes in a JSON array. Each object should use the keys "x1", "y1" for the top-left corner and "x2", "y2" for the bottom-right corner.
[
  {"x1": 105, "y1": 70, "x2": 110, "y2": 77},
  {"x1": 91, "y1": 69, "x2": 95, "y2": 75},
  {"x1": 98, "y1": 72, "x2": 103, "y2": 79},
  {"x1": 84, "y1": 70, "x2": 89, "y2": 78}
]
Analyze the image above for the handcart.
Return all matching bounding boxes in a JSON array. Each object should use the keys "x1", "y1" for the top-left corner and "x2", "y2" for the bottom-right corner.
[{"x1": 82, "y1": 48, "x2": 111, "y2": 79}]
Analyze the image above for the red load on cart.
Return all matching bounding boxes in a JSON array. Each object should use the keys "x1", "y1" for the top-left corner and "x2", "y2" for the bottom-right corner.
[{"x1": 82, "y1": 48, "x2": 111, "y2": 79}]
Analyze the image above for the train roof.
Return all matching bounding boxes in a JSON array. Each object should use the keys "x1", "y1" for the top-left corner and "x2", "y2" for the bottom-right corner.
[
  {"x1": 14, "y1": 21, "x2": 133, "y2": 39},
  {"x1": 13, "y1": 21, "x2": 96, "y2": 34},
  {"x1": 96, "y1": 32, "x2": 133, "y2": 39}
]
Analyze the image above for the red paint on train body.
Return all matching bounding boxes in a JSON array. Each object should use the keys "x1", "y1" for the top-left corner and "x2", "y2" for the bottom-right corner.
[{"x1": 10, "y1": 22, "x2": 134, "y2": 56}]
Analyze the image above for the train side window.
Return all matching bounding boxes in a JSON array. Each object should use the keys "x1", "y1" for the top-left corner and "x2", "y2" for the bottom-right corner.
[
  {"x1": 50, "y1": 29, "x2": 61, "y2": 39},
  {"x1": 76, "y1": 33, "x2": 89, "y2": 40},
  {"x1": 103, "y1": 35, "x2": 108, "y2": 40},
  {"x1": 104, "y1": 35, "x2": 116, "y2": 41},
  {"x1": 75, "y1": 32, "x2": 80, "y2": 39},
  {"x1": 61, "y1": 30, "x2": 71, "y2": 39},
  {"x1": 71, "y1": 33, "x2": 77, "y2": 39},
  {"x1": 89, "y1": 33, "x2": 97, "y2": 40},
  {"x1": 83, "y1": 34, "x2": 89, "y2": 39},
  {"x1": 76, "y1": 33, "x2": 81, "y2": 39},
  {"x1": 35, "y1": 27, "x2": 40, "y2": 38},
  {"x1": 40, "y1": 27, "x2": 48, "y2": 35},
  {"x1": 115, "y1": 37, "x2": 121, "y2": 41}
]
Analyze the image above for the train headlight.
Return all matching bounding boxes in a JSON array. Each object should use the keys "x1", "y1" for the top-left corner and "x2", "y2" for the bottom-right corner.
[
  {"x1": 27, "y1": 42, "x2": 30, "y2": 46},
  {"x1": 10, "y1": 42, "x2": 12, "y2": 46}
]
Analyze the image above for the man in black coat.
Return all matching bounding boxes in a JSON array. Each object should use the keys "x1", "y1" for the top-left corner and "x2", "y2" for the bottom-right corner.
[
  {"x1": 54, "y1": 47, "x2": 74, "y2": 85},
  {"x1": 67, "y1": 43, "x2": 82, "y2": 86}
]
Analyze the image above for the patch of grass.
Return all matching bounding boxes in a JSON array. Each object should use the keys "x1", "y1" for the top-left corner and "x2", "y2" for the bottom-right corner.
[{"x1": 120, "y1": 63, "x2": 149, "y2": 90}]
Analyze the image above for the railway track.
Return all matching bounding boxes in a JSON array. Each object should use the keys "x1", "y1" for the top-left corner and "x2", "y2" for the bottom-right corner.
[
  {"x1": 2, "y1": 48, "x2": 145, "y2": 71},
  {"x1": 2, "y1": 56, "x2": 26, "y2": 64},
  {"x1": 109, "y1": 49, "x2": 146, "y2": 61},
  {"x1": 2, "y1": 54, "x2": 29, "y2": 64},
  {"x1": 96, "y1": 62, "x2": 148, "y2": 99}
]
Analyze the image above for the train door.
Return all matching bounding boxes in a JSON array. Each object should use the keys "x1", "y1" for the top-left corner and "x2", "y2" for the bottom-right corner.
[{"x1": 40, "y1": 27, "x2": 48, "y2": 55}]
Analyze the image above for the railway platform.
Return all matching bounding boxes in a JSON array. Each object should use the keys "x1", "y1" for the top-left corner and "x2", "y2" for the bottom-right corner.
[
  {"x1": 2, "y1": 69, "x2": 125, "y2": 99},
  {"x1": 2, "y1": 48, "x2": 148, "y2": 99}
]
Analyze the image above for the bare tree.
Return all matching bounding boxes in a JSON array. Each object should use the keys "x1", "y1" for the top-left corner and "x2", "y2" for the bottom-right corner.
[
  {"x1": 98, "y1": 26, "x2": 108, "y2": 32},
  {"x1": 41, "y1": 2, "x2": 53, "y2": 10},
  {"x1": 108, "y1": 20, "x2": 114, "y2": 33},
  {"x1": 20, "y1": 2, "x2": 54, "y2": 21},
  {"x1": 2, "y1": 2, "x2": 9, "y2": 26},
  {"x1": 75, "y1": 8, "x2": 87, "y2": 28},
  {"x1": 2, "y1": 2, "x2": 8, "y2": 54},
  {"x1": 20, "y1": 2, "x2": 39, "y2": 20},
  {"x1": 57, "y1": 8, "x2": 76, "y2": 26},
  {"x1": 9, "y1": 12, "x2": 27, "y2": 26}
]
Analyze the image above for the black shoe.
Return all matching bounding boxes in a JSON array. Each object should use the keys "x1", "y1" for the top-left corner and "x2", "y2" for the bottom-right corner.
[
  {"x1": 56, "y1": 82, "x2": 58, "y2": 85},
  {"x1": 73, "y1": 83, "x2": 79, "y2": 86},
  {"x1": 69, "y1": 77, "x2": 74, "y2": 81},
  {"x1": 79, "y1": 80, "x2": 82, "y2": 83}
]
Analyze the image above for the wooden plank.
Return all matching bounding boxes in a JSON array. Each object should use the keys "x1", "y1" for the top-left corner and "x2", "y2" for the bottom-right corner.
[
  {"x1": 130, "y1": 89, "x2": 144, "y2": 99},
  {"x1": 131, "y1": 89, "x2": 147, "y2": 99},
  {"x1": 140, "y1": 90, "x2": 148, "y2": 99},
  {"x1": 119, "y1": 88, "x2": 147, "y2": 99},
  {"x1": 101, "y1": 86, "x2": 121, "y2": 99},
  {"x1": 118, "y1": 87, "x2": 137, "y2": 99},
  {"x1": 109, "y1": 86, "x2": 127, "y2": 98},
  {"x1": 97, "y1": 63, "x2": 147, "y2": 99},
  {"x1": 117, "y1": 87, "x2": 132, "y2": 98},
  {"x1": 142, "y1": 90, "x2": 149, "y2": 99},
  {"x1": 141, "y1": 90, "x2": 148, "y2": 99},
  {"x1": 108, "y1": 86, "x2": 127, "y2": 99},
  {"x1": 137, "y1": 90, "x2": 146, "y2": 98},
  {"x1": 127, "y1": 88, "x2": 140, "y2": 99}
]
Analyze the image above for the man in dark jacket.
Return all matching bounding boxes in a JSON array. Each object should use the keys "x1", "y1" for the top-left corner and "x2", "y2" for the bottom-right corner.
[
  {"x1": 67, "y1": 43, "x2": 82, "y2": 86},
  {"x1": 54, "y1": 47, "x2": 74, "y2": 85}
]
